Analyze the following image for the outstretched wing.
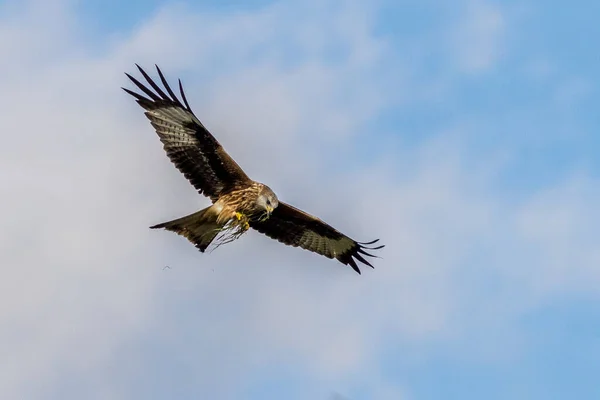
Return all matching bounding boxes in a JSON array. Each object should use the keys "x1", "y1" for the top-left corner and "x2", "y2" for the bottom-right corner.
[
  {"x1": 250, "y1": 202, "x2": 384, "y2": 274},
  {"x1": 123, "y1": 64, "x2": 250, "y2": 201}
]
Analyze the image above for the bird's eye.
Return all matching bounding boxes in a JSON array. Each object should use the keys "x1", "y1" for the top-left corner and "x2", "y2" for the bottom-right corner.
[{"x1": 266, "y1": 199, "x2": 271, "y2": 205}]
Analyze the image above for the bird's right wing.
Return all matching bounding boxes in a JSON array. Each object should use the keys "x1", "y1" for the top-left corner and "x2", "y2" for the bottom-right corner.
[{"x1": 123, "y1": 65, "x2": 250, "y2": 201}]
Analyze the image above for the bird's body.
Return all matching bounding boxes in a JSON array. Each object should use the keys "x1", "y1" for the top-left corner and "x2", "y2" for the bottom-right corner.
[
  {"x1": 124, "y1": 65, "x2": 383, "y2": 274},
  {"x1": 151, "y1": 181, "x2": 278, "y2": 252}
]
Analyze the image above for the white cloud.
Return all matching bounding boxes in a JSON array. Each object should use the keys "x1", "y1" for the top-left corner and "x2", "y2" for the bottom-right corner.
[
  {"x1": 1, "y1": 0, "x2": 599, "y2": 399},
  {"x1": 515, "y1": 174, "x2": 600, "y2": 295},
  {"x1": 0, "y1": 0, "x2": 398, "y2": 398}
]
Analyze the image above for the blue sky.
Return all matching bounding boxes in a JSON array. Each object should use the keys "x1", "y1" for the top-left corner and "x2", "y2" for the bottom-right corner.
[{"x1": 1, "y1": 0, "x2": 599, "y2": 399}]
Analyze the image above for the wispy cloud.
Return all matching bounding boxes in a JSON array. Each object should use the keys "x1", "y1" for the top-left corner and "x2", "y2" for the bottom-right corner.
[
  {"x1": 450, "y1": 0, "x2": 505, "y2": 73},
  {"x1": 1, "y1": 0, "x2": 599, "y2": 399}
]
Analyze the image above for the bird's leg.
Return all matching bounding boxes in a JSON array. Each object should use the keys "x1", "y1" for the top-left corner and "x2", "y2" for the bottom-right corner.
[
  {"x1": 234, "y1": 212, "x2": 250, "y2": 231},
  {"x1": 240, "y1": 214, "x2": 250, "y2": 231}
]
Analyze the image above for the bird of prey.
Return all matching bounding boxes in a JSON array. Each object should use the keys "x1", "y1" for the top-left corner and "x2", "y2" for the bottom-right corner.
[{"x1": 123, "y1": 65, "x2": 384, "y2": 274}]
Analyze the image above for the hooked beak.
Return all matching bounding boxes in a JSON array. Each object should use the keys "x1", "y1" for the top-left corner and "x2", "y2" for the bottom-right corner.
[{"x1": 265, "y1": 205, "x2": 273, "y2": 215}]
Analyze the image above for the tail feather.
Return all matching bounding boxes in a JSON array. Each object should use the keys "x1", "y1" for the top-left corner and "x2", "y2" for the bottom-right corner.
[{"x1": 150, "y1": 207, "x2": 221, "y2": 252}]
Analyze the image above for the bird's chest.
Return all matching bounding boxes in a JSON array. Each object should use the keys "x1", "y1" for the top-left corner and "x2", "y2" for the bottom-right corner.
[{"x1": 216, "y1": 188, "x2": 258, "y2": 218}]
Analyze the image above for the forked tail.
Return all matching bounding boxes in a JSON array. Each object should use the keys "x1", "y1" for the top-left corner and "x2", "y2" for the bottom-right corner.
[{"x1": 150, "y1": 206, "x2": 221, "y2": 252}]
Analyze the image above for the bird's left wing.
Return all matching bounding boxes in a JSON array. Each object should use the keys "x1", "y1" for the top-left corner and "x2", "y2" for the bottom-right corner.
[
  {"x1": 123, "y1": 65, "x2": 250, "y2": 202},
  {"x1": 250, "y1": 202, "x2": 384, "y2": 274}
]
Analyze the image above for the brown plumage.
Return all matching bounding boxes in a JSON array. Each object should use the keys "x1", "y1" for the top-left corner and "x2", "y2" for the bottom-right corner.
[{"x1": 123, "y1": 64, "x2": 384, "y2": 274}]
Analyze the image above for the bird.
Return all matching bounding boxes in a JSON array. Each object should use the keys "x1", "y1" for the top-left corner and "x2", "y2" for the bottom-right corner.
[{"x1": 122, "y1": 64, "x2": 384, "y2": 274}]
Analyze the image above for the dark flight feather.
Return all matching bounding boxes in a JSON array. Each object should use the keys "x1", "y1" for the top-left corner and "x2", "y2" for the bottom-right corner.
[{"x1": 250, "y1": 202, "x2": 384, "y2": 274}]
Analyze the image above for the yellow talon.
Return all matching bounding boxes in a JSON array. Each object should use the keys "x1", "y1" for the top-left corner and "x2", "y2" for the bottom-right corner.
[{"x1": 235, "y1": 212, "x2": 243, "y2": 220}]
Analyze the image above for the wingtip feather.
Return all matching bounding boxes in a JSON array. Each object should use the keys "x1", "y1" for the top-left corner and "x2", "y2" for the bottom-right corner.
[
  {"x1": 155, "y1": 65, "x2": 181, "y2": 105},
  {"x1": 347, "y1": 257, "x2": 361, "y2": 274},
  {"x1": 178, "y1": 79, "x2": 192, "y2": 110},
  {"x1": 353, "y1": 252, "x2": 374, "y2": 269},
  {"x1": 358, "y1": 239, "x2": 380, "y2": 245}
]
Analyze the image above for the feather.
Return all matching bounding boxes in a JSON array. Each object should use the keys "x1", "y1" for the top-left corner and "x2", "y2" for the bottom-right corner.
[{"x1": 250, "y1": 202, "x2": 384, "y2": 274}]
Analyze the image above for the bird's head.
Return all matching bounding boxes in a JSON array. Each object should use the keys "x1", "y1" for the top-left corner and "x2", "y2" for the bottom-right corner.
[{"x1": 256, "y1": 185, "x2": 279, "y2": 216}]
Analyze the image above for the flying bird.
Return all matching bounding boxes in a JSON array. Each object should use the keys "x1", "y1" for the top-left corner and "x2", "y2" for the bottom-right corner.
[{"x1": 123, "y1": 65, "x2": 383, "y2": 274}]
